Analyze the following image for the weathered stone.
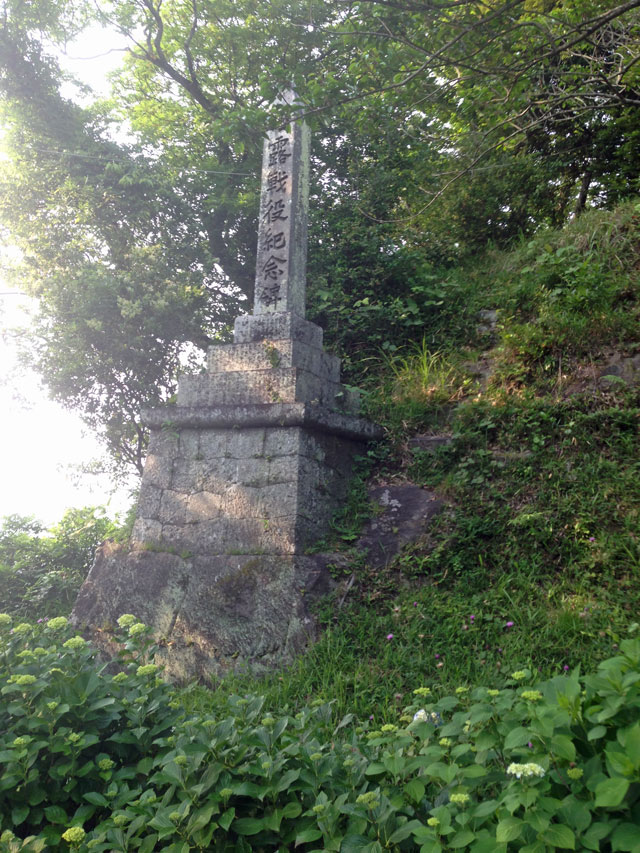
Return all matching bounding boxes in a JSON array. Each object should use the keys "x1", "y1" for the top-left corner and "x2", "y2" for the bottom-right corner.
[
  {"x1": 130, "y1": 517, "x2": 162, "y2": 545},
  {"x1": 177, "y1": 368, "x2": 357, "y2": 412},
  {"x1": 408, "y1": 435, "x2": 453, "y2": 453},
  {"x1": 136, "y1": 483, "x2": 163, "y2": 520},
  {"x1": 254, "y1": 122, "x2": 309, "y2": 316},
  {"x1": 208, "y1": 340, "x2": 340, "y2": 383},
  {"x1": 143, "y1": 454, "x2": 172, "y2": 489},
  {"x1": 72, "y1": 111, "x2": 382, "y2": 682},
  {"x1": 233, "y1": 312, "x2": 323, "y2": 347},
  {"x1": 357, "y1": 485, "x2": 445, "y2": 568}
]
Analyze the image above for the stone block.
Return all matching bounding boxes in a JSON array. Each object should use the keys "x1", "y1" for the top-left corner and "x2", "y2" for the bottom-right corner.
[
  {"x1": 171, "y1": 459, "x2": 209, "y2": 492},
  {"x1": 142, "y1": 454, "x2": 172, "y2": 489},
  {"x1": 131, "y1": 517, "x2": 162, "y2": 545},
  {"x1": 161, "y1": 518, "x2": 297, "y2": 556},
  {"x1": 198, "y1": 431, "x2": 227, "y2": 458},
  {"x1": 263, "y1": 427, "x2": 302, "y2": 458},
  {"x1": 147, "y1": 430, "x2": 179, "y2": 457},
  {"x1": 233, "y1": 312, "x2": 323, "y2": 348},
  {"x1": 208, "y1": 340, "x2": 341, "y2": 383},
  {"x1": 266, "y1": 456, "x2": 299, "y2": 486},
  {"x1": 188, "y1": 491, "x2": 225, "y2": 521},
  {"x1": 159, "y1": 490, "x2": 190, "y2": 525},
  {"x1": 235, "y1": 457, "x2": 271, "y2": 488},
  {"x1": 179, "y1": 430, "x2": 200, "y2": 459},
  {"x1": 137, "y1": 483, "x2": 163, "y2": 520},
  {"x1": 226, "y1": 429, "x2": 267, "y2": 459}
]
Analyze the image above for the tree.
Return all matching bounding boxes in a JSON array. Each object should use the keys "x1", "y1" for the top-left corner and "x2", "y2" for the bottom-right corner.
[
  {"x1": 1, "y1": 0, "x2": 638, "y2": 478},
  {"x1": 0, "y1": 507, "x2": 120, "y2": 617}
]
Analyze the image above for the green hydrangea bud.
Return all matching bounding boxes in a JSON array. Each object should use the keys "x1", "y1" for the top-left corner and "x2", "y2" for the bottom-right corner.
[{"x1": 61, "y1": 826, "x2": 86, "y2": 845}]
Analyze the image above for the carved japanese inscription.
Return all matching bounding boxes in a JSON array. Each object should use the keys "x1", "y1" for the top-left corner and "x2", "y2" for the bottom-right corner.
[{"x1": 254, "y1": 122, "x2": 309, "y2": 317}]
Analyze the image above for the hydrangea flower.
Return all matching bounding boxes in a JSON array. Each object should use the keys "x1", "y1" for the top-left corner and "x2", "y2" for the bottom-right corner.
[
  {"x1": 567, "y1": 767, "x2": 583, "y2": 780},
  {"x1": 0, "y1": 614, "x2": 12, "y2": 627},
  {"x1": 511, "y1": 670, "x2": 527, "y2": 680},
  {"x1": 47, "y1": 617, "x2": 68, "y2": 630},
  {"x1": 413, "y1": 686, "x2": 432, "y2": 697},
  {"x1": 449, "y1": 792, "x2": 470, "y2": 804},
  {"x1": 507, "y1": 762, "x2": 545, "y2": 779},
  {"x1": 63, "y1": 636, "x2": 87, "y2": 650},
  {"x1": 117, "y1": 614, "x2": 138, "y2": 629},
  {"x1": 356, "y1": 791, "x2": 380, "y2": 809},
  {"x1": 136, "y1": 664, "x2": 159, "y2": 677},
  {"x1": 521, "y1": 690, "x2": 543, "y2": 701},
  {"x1": 128, "y1": 623, "x2": 147, "y2": 637},
  {"x1": 61, "y1": 827, "x2": 86, "y2": 845},
  {"x1": 12, "y1": 674, "x2": 36, "y2": 686},
  {"x1": 13, "y1": 622, "x2": 32, "y2": 634}
]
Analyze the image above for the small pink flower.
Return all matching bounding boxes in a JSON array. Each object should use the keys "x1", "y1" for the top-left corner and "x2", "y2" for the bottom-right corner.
[
  {"x1": 386, "y1": 633, "x2": 394, "y2": 641},
  {"x1": 369, "y1": 714, "x2": 374, "y2": 720},
  {"x1": 505, "y1": 621, "x2": 514, "y2": 628},
  {"x1": 563, "y1": 664, "x2": 570, "y2": 672},
  {"x1": 413, "y1": 601, "x2": 418, "y2": 607},
  {"x1": 528, "y1": 741, "x2": 533, "y2": 749},
  {"x1": 589, "y1": 537, "x2": 595, "y2": 542},
  {"x1": 434, "y1": 653, "x2": 440, "y2": 659},
  {"x1": 470, "y1": 615, "x2": 475, "y2": 622}
]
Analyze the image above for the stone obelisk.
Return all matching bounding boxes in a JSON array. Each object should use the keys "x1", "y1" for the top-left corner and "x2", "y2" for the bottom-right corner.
[{"x1": 72, "y1": 104, "x2": 381, "y2": 682}]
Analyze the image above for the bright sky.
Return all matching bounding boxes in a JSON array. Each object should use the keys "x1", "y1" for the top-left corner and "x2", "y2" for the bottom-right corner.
[{"x1": 0, "y1": 24, "x2": 135, "y2": 526}]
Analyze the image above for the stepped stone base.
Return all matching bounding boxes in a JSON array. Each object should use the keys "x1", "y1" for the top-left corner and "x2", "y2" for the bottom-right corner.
[
  {"x1": 72, "y1": 313, "x2": 381, "y2": 681},
  {"x1": 74, "y1": 547, "x2": 334, "y2": 682}
]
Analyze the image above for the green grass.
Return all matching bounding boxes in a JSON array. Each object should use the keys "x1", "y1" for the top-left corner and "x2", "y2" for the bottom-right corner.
[{"x1": 182, "y1": 201, "x2": 640, "y2": 724}]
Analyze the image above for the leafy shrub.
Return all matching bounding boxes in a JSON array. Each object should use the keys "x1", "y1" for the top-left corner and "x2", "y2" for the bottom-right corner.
[
  {"x1": 2, "y1": 616, "x2": 640, "y2": 851},
  {"x1": 0, "y1": 508, "x2": 120, "y2": 619}
]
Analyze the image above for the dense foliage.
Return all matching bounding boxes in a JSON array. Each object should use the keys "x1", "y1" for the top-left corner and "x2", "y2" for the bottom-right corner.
[
  {"x1": 0, "y1": 508, "x2": 121, "y2": 619},
  {"x1": 1, "y1": 0, "x2": 639, "y2": 470},
  {"x1": 2, "y1": 616, "x2": 640, "y2": 851}
]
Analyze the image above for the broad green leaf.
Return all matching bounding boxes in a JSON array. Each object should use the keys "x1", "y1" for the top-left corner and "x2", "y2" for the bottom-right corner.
[
  {"x1": 44, "y1": 805, "x2": 67, "y2": 824},
  {"x1": 587, "y1": 726, "x2": 607, "y2": 741},
  {"x1": 234, "y1": 817, "x2": 266, "y2": 835},
  {"x1": 404, "y1": 778, "x2": 426, "y2": 804},
  {"x1": 83, "y1": 792, "x2": 108, "y2": 806},
  {"x1": 219, "y1": 808, "x2": 235, "y2": 831},
  {"x1": 12, "y1": 805, "x2": 29, "y2": 826},
  {"x1": 611, "y1": 823, "x2": 640, "y2": 852},
  {"x1": 496, "y1": 817, "x2": 523, "y2": 843},
  {"x1": 504, "y1": 727, "x2": 531, "y2": 750},
  {"x1": 473, "y1": 799, "x2": 499, "y2": 818},
  {"x1": 388, "y1": 820, "x2": 426, "y2": 844},
  {"x1": 595, "y1": 777, "x2": 629, "y2": 808},
  {"x1": 450, "y1": 829, "x2": 475, "y2": 847},
  {"x1": 541, "y1": 824, "x2": 575, "y2": 849},
  {"x1": 551, "y1": 734, "x2": 575, "y2": 761},
  {"x1": 618, "y1": 723, "x2": 640, "y2": 770},
  {"x1": 341, "y1": 835, "x2": 374, "y2": 852}
]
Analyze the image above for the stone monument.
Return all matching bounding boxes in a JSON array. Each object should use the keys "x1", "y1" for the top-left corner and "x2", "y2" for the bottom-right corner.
[{"x1": 72, "y1": 105, "x2": 381, "y2": 681}]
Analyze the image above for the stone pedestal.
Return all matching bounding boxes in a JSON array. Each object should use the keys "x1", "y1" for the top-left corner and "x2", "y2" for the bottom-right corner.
[{"x1": 73, "y1": 313, "x2": 381, "y2": 681}]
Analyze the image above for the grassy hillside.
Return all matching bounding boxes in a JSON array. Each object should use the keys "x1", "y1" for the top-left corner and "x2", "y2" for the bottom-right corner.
[
  {"x1": 186, "y1": 199, "x2": 640, "y2": 721},
  {"x1": 1, "y1": 201, "x2": 639, "y2": 852}
]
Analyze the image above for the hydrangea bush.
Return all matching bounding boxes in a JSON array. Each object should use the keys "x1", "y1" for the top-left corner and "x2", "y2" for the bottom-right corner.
[{"x1": 1, "y1": 615, "x2": 640, "y2": 851}]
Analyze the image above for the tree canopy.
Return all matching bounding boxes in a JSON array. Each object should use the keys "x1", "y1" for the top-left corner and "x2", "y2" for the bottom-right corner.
[{"x1": 1, "y1": 0, "x2": 638, "y2": 473}]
